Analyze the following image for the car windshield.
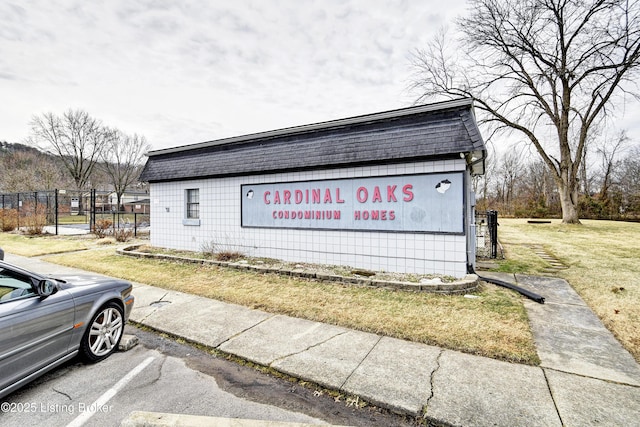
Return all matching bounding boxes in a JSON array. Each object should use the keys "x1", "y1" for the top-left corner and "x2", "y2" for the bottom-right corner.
[{"x1": 0, "y1": 268, "x2": 35, "y2": 302}]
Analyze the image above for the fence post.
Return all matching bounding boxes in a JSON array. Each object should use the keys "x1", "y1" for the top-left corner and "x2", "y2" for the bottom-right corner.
[
  {"x1": 55, "y1": 189, "x2": 59, "y2": 235},
  {"x1": 90, "y1": 189, "x2": 96, "y2": 233},
  {"x1": 487, "y1": 210, "x2": 499, "y2": 259}
]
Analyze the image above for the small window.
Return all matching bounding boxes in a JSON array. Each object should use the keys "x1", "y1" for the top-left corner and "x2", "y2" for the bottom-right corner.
[{"x1": 186, "y1": 189, "x2": 200, "y2": 219}]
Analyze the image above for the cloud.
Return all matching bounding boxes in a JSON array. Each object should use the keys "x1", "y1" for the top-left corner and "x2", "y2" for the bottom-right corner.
[
  {"x1": 0, "y1": 72, "x2": 18, "y2": 81},
  {"x1": 0, "y1": 0, "x2": 469, "y2": 150}
]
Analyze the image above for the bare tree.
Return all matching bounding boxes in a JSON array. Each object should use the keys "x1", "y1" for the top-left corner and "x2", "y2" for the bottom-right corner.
[
  {"x1": 410, "y1": 0, "x2": 640, "y2": 223},
  {"x1": 615, "y1": 145, "x2": 640, "y2": 216},
  {"x1": 597, "y1": 130, "x2": 629, "y2": 201},
  {"x1": 100, "y1": 130, "x2": 150, "y2": 211},
  {"x1": 29, "y1": 110, "x2": 109, "y2": 214},
  {"x1": 1, "y1": 151, "x2": 38, "y2": 192},
  {"x1": 522, "y1": 159, "x2": 560, "y2": 216},
  {"x1": 496, "y1": 149, "x2": 523, "y2": 209},
  {"x1": 0, "y1": 150, "x2": 69, "y2": 192}
]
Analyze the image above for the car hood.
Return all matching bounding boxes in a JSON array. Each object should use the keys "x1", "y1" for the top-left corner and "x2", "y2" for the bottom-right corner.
[{"x1": 50, "y1": 274, "x2": 131, "y2": 290}]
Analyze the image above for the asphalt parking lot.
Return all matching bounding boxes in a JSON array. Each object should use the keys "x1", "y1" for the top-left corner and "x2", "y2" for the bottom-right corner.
[
  {"x1": 0, "y1": 326, "x2": 324, "y2": 427},
  {"x1": 0, "y1": 325, "x2": 415, "y2": 427}
]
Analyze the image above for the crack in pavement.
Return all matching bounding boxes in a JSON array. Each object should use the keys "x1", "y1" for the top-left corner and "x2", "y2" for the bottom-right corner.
[
  {"x1": 52, "y1": 387, "x2": 73, "y2": 401},
  {"x1": 542, "y1": 368, "x2": 564, "y2": 426},
  {"x1": 268, "y1": 330, "x2": 350, "y2": 367},
  {"x1": 215, "y1": 314, "x2": 277, "y2": 348},
  {"x1": 339, "y1": 335, "x2": 383, "y2": 390},
  {"x1": 423, "y1": 348, "x2": 444, "y2": 416},
  {"x1": 129, "y1": 354, "x2": 165, "y2": 390},
  {"x1": 135, "y1": 292, "x2": 170, "y2": 324}
]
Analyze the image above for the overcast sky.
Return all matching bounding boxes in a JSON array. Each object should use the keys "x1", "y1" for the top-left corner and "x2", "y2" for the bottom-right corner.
[{"x1": 1, "y1": 0, "x2": 469, "y2": 151}]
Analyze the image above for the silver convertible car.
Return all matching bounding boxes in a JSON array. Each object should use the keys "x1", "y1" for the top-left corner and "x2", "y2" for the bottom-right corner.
[{"x1": 0, "y1": 259, "x2": 134, "y2": 399}]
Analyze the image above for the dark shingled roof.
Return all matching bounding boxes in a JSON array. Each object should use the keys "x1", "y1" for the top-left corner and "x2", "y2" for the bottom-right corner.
[{"x1": 139, "y1": 98, "x2": 485, "y2": 183}]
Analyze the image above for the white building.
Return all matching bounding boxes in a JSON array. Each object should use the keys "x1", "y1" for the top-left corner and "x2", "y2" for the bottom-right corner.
[{"x1": 139, "y1": 98, "x2": 486, "y2": 278}]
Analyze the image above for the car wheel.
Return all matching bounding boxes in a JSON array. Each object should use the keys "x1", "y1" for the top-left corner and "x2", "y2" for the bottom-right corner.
[{"x1": 80, "y1": 302, "x2": 124, "y2": 362}]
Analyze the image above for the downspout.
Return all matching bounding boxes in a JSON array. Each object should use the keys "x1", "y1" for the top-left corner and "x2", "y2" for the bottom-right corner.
[
  {"x1": 476, "y1": 270, "x2": 546, "y2": 304},
  {"x1": 466, "y1": 244, "x2": 545, "y2": 304},
  {"x1": 465, "y1": 233, "x2": 545, "y2": 303}
]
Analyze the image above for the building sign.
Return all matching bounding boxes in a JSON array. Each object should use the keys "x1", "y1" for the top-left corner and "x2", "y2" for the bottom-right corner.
[{"x1": 241, "y1": 172, "x2": 464, "y2": 233}]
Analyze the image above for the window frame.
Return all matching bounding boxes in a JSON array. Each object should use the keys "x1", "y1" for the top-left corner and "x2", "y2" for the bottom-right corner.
[{"x1": 183, "y1": 188, "x2": 201, "y2": 226}]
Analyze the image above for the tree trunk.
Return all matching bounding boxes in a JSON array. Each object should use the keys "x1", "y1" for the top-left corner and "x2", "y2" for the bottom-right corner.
[
  {"x1": 77, "y1": 194, "x2": 84, "y2": 216},
  {"x1": 558, "y1": 182, "x2": 581, "y2": 224}
]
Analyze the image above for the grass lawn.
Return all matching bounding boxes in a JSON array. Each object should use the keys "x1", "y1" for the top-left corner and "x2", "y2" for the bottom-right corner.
[
  {"x1": 57, "y1": 214, "x2": 89, "y2": 225},
  {"x1": 0, "y1": 232, "x2": 92, "y2": 256},
  {"x1": 495, "y1": 218, "x2": 640, "y2": 363},
  {"x1": 4, "y1": 221, "x2": 636, "y2": 364},
  {"x1": 0, "y1": 233, "x2": 538, "y2": 365}
]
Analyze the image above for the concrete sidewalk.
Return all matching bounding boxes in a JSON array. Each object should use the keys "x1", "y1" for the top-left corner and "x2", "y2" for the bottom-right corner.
[
  {"x1": 481, "y1": 272, "x2": 640, "y2": 387},
  {"x1": 6, "y1": 253, "x2": 640, "y2": 426}
]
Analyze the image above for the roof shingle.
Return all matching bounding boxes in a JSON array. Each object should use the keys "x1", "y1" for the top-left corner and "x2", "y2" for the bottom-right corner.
[{"x1": 140, "y1": 98, "x2": 485, "y2": 183}]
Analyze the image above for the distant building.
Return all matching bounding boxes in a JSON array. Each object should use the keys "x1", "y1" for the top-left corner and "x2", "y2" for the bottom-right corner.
[
  {"x1": 122, "y1": 198, "x2": 150, "y2": 214},
  {"x1": 139, "y1": 98, "x2": 486, "y2": 277}
]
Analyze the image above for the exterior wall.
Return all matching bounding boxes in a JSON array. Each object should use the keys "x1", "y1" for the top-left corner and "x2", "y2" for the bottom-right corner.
[{"x1": 148, "y1": 159, "x2": 471, "y2": 277}]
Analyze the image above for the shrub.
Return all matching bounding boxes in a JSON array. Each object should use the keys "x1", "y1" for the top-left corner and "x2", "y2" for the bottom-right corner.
[
  {"x1": 214, "y1": 251, "x2": 244, "y2": 262},
  {"x1": 1, "y1": 209, "x2": 18, "y2": 232},
  {"x1": 113, "y1": 227, "x2": 134, "y2": 242},
  {"x1": 94, "y1": 219, "x2": 113, "y2": 239},
  {"x1": 200, "y1": 233, "x2": 250, "y2": 261},
  {"x1": 23, "y1": 205, "x2": 48, "y2": 235}
]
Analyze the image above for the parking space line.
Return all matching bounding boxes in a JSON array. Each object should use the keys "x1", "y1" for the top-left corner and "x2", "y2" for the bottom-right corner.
[{"x1": 66, "y1": 356, "x2": 156, "y2": 427}]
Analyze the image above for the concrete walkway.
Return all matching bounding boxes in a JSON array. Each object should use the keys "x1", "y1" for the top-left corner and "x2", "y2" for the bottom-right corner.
[
  {"x1": 481, "y1": 272, "x2": 640, "y2": 387},
  {"x1": 5, "y1": 253, "x2": 640, "y2": 426}
]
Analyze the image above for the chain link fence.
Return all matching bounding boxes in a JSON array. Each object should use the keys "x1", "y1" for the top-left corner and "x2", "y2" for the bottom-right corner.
[{"x1": 0, "y1": 189, "x2": 149, "y2": 237}]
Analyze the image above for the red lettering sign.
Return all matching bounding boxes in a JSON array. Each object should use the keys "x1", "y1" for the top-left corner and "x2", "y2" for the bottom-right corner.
[
  {"x1": 356, "y1": 187, "x2": 368, "y2": 203},
  {"x1": 403, "y1": 184, "x2": 414, "y2": 202},
  {"x1": 372, "y1": 186, "x2": 382, "y2": 203},
  {"x1": 387, "y1": 185, "x2": 397, "y2": 202}
]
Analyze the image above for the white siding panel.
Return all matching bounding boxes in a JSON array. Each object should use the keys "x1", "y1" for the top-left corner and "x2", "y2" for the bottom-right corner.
[{"x1": 148, "y1": 159, "x2": 470, "y2": 277}]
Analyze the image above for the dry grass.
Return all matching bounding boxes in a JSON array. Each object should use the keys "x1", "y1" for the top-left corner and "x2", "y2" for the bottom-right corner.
[
  {"x1": 5, "y1": 220, "x2": 637, "y2": 363},
  {"x1": 496, "y1": 218, "x2": 640, "y2": 362},
  {"x1": 41, "y1": 248, "x2": 538, "y2": 364},
  {"x1": 0, "y1": 232, "x2": 92, "y2": 256}
]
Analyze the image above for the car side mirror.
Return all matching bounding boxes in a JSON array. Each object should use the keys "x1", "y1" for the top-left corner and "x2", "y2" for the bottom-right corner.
[{"x1": 37, "y1": 279, "x2": 58, "y2": 298}]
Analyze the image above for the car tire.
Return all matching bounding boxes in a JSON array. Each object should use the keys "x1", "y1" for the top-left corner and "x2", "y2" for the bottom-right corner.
[{"x1": 80, "y1": 302, "x2": 124, "y2": 362}]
